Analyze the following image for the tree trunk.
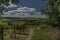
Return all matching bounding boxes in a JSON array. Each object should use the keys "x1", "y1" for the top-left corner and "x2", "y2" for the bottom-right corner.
[
  {"x1": 1, "y1": 27, "x2": 3, "y2": 40},
  {"x1": 14, "y1": 25, "x2": 16, "y2": 39}
]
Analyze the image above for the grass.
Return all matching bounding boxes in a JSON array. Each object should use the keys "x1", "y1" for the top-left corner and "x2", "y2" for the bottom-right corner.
[
  {"x1": 31, "y1": 24, "x2": 58, "y2": 40},
  {"x1": 0, "y1": 19, "x2": 60, "y2": 40},
  {"x1": 1, "y1": 24, "x2": 60, "y2": 40},
  {"x1": 3, "y1": 29, "x2": 26, "y2": 40}
]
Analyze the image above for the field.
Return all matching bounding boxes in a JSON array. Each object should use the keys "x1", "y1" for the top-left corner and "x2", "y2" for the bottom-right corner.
[{"x1": 0, "y1": 19, "x2": 60, "y2": 40}]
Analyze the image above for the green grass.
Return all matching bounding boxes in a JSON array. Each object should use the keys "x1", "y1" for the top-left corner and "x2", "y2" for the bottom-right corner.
[
  {"x1": 0, "y1": 19, "x2": 60, "y2": 40},
  {"x1": 1, "y1": 24, "x2": 60, "y2": 40},
  {"x1": 4, "y1": 29, "x2": 26, "y2": 40},
  {"x1": 31, "y1": 24, "x2": 57, "y2": 40}
]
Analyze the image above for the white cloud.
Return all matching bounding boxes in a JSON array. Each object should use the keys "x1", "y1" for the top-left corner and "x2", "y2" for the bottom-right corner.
[
  {"x1": 6, "y1": 7, "x2": 36, "y2": 13},
  {"x1": 7, "y1": 4, "x2": 17, "y2": 8},
  {"x1": 17, "y1": 7, "x2": 36, "y2": 12},
  {"x1": 1, "y1": 4, "x2": 8, "y2": 8},
  {"x1": 2, "y1": 6, "x2": 47, "y2": 18},
  {"x1": 1, "y1": 0, "x2": 48, "y2": 18},
  {"x1": 1, "y1": 0, "x2": 17, "y2": 8},
  {"x1": 7, "y1": 0, "x2": 17, "y2": 8}
]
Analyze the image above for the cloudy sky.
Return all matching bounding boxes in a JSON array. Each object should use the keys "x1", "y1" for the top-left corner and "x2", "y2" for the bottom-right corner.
[
  {"x1": 3, "y1": 7, "x2": 47, "y2": 18},
  {"x1": 2, "y1": 0, "x2": 48, "y2": 18},
  {"x1": 4, "y1": 0, "x2": 48, "y2": 11},
  {"x1": 18, "y1": 0, "x2": 48, "y2": 11}
]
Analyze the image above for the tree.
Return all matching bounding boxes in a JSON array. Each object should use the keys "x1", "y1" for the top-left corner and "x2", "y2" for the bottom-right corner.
[
  {"x1": 0, "y1": 19, "x2": 8, "y2": 40},
  {"x1": 47, "y1": 0, "x2": 60, "y2": 27},
  {"x1": 0, "y1": 0, "x2": 19, "y2": 40},
  {"x1": 14, "y1": 22, "x2": 27, "y2": 34},
  {"x1": 0, "y1": 0, "x2": 19, "y2": 5}
]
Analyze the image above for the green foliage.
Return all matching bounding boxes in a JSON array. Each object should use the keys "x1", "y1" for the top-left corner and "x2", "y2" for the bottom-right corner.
[
  {"x1": 14, "y1": 22, "x2": 27, "y2": 30},
  {"x1": 0, "y1": 0, "x2": 19, "y2": 14},
  {"x1": 0, "y1": 19, "x2": 8, "y2": 28},
  {"x1": 11, "y1": 0, "x2": 19, "y2": 4},
  {"x1": 39, "y1": 24, "x2": 52, "y2": 31},
  {"x1": 40, "y1": 0, "x2": 60, "y2": 27},
  {"x1": 0, "y1": 0, "x2": 19, "y2": 5},
  {"x1": 32, "y1": 24, "x2": 57, "y2": 40}
]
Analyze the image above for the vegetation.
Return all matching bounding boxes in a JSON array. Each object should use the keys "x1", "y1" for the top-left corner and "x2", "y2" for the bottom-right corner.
[
  {"x1": 0, "y1": 0, "x2": 60, "y2": 40},
  {"x1": 0, "y1": 0, "x2": 19, "y2": 5}
]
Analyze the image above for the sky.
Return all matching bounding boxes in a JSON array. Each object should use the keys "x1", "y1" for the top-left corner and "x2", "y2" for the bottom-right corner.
[
  {"x1": 3, "y1": 0, "x2": 48, "y2": 12},
  {"x1": 2, "y1": 7, "x2": 47, "y2": 18},
  {"x1": 2, "y1": 0, "x2": 48, "y2": 18},
  {"x1": 18, "y1": 0, "x2": 48, "y2": 11}
]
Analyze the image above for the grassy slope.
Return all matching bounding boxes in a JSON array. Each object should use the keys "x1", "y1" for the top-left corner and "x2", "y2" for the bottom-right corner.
[
  {"x1": 0, "y1": 19, "x2": 60, "y2": 40},
  {"x1": 31, "y1": 24, "x2": 60, "y2": 40}
]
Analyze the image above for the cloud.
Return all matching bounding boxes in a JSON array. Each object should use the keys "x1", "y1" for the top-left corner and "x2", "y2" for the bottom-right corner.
[
  {"x1": 2, "y1": 7, "x2": 47, "y2": 18},
  {"x1": 1, "y1": 3, "x2": 17, "y2": 8},
  {"x1": 17, "y1": 7, "x2": 36, "y2": 12},
  {"x1": 6, "y1": 7, "x2": 36, "y2": 12},
  {"x1": 1, "y1": 0, "x2": 48, "y2": 18},
  {"x1": 3, "y1": 7, "x2": 36, "y2": 16},
  {"x1": 7, "y1": 4, "x2": 17, "y2": 8}
]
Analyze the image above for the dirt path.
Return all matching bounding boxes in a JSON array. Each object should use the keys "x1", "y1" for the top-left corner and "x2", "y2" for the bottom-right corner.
[{"x1": 25, "y1": 29, "x2": 33, "y2": 40}]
